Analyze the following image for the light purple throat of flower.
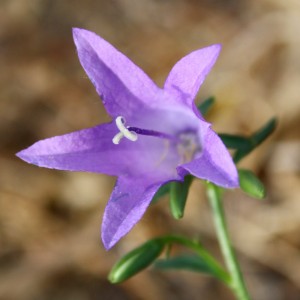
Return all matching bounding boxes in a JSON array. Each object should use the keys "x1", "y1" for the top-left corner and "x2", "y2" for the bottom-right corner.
[{"x1": 112, "y1": 115, "x2": 200, "y2": 163}]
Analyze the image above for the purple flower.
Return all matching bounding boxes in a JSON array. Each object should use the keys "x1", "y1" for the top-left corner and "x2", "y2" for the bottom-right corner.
[{"x1": 17, "y1": 28, "x2": 238, "y2": 249}]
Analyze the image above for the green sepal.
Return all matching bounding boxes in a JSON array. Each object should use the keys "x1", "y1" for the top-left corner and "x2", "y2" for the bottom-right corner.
[
  {"x1": 108, "y1": 239, "x2": 164, "y2": 283},
  {"x1": 151, "y1": 182, "x2": 171, "y2": 204},
  {"x1": 238, "y1": 169, "x2": 266, "y2": 199},
  {"x1": 170, "y1": 176, "x2": 193, "y2": 219},
  {"x1": 155, "y1": 254, "x2": 229, "y2": 281},
  {"x1": 197, "y1": 96, "x2": 215, "y2": 116}
]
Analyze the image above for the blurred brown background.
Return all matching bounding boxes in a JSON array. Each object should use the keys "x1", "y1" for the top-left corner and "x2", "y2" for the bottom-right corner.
[{"x1": 0, "y1": 0, "x2": 299, "y2": 299}]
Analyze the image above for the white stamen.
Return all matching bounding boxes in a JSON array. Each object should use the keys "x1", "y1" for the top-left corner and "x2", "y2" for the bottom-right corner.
[
  {"x1": 112, "y1": 132, "x2": 124, "y2": 144},
  {"x1": 112, "y1": 116, "x2": 138, "y2": 144}
]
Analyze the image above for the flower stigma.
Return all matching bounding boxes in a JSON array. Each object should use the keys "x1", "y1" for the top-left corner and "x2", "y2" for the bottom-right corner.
[{"x1": 112, "y1": 116, "x2": 138, "y2": 144}]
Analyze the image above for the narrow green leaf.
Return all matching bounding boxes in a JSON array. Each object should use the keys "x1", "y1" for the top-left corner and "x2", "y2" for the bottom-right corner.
[
  {"x1": 197, "y1": 97, "x2": 215, "y2": 116},
  {"x1": 251, "y1": 117, "x2": 277, "y2": 146},
  {"x1": 218, "y1": 134, "x2": 251, "y2": 150},
  {"x1": 233, "y1": 148, "x2": 251, "y2": 164},
  {"x1": 238, "y1": 169, "x2": 266, "y2": 199},
  {"x1": 233, "y1": 117, "x2": 277, "y2": 163},
  {"x1": 170, "y1": 175, "x2": 193, "y2": 219},
  {"x1": 108, "y1": 240, "x2": 164, "y2": 283},
  {"x1": 137, "y1": 235, "x2": 231, "y2": 286},
  {"x1": 151, "y1": 182, "x2": 171, "y2": 204},
  {"x1": 155, "y1": 255, "x2": 230, "y2": 283}
]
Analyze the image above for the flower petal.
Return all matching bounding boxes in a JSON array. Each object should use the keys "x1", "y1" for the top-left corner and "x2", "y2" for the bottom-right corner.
[
  {"x1": 16, "y1": 122, "x2": 181, "y2": 179},
  {"x1": 102, "y1": 176, "x2": 163, "y2": 249},
  {"x1": 73, "y1": 28, "x2": 160, "y2": 120},
  {"x1": 164, "y1": 45, "x2": 221, "y2": 106},
  {"x1": 178, "y1": 127, "x2": 239, "y2": 188},
  {"x1": 16, "y1": 123, "x2": 122, "y2": 175}
]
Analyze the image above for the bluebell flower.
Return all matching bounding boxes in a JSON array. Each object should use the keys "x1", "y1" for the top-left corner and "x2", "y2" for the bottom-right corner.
[{"x1": 17, "y1": 29, "x2": 239, "y2": 249}]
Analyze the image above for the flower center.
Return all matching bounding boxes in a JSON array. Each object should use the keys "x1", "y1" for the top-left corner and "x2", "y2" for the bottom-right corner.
[
  {"x1": 177, "y1": 131, "x2": 201, "y2": 164},
  {"x1": 112, "y1": 116, "x2": 200, "y2": 163}
]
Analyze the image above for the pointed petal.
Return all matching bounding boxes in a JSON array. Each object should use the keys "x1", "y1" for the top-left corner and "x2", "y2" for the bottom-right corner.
[
  {"x1": 16, "y1": 123, "x2": 121, "y2": 175},
  {"x1": 164, "y1": 45, "x2": 221, "y2": 106},
  {"x1": 73, "y1": 28, "x2": 160, "y2": 120},
  {"x1": 102, "y1": 176, "x2": 163, "y2": 249},
  {"x1": 16, "y1": 122, "x2": 181, "y2": 179},
  {"x1": 178, "y1": 127, "x2": 239, "y2": 188}
]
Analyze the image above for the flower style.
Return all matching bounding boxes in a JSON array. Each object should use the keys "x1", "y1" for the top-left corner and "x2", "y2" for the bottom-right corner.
[{"x1": 17, "y1": 28, "x2": 239, "y2": 249}]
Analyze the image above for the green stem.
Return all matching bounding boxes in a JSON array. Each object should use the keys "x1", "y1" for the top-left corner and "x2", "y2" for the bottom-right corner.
[{"x1": 207, "y1": 183, "x2": 251, "y2": 300}]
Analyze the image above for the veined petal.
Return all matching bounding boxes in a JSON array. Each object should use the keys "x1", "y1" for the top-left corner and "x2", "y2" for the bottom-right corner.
[
  {"x1": 73, "y1": 28, "x2": 161, "y2": 120},
  {"x1": 16, "y1": 122, "x2": 178, "y2": 178},
  {"x1": 178, "y1": 127, "x2": 239, "y2": 188},
  {"x1": 164, "y1": 45, "x2": 221, "y2": 107},
  {"x1": 102, "y1": 176, "x2": 163, "y2": 249}
]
